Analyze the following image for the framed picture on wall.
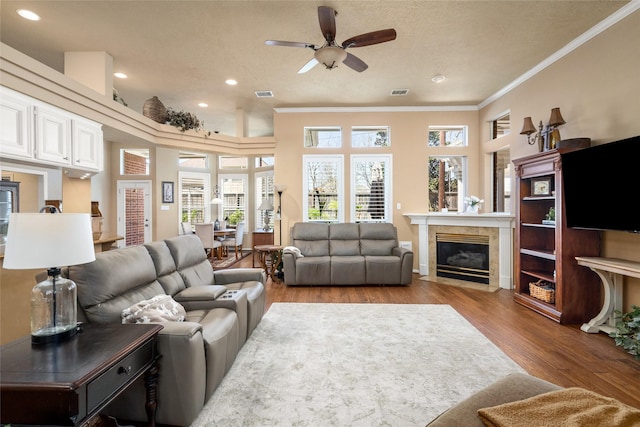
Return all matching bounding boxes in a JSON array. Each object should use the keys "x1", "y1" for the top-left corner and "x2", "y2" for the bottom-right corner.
[{"x1": 162, "y1": 181, "x2": 174, "y2": 203}]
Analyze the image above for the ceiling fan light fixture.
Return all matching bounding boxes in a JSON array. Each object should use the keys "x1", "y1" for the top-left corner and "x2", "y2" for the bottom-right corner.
[{"x1": 314, "y1": 46, "x2": 347, "y2": 70}]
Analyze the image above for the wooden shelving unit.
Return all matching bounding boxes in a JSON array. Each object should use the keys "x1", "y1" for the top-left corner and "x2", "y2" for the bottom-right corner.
[{"x1": 513, "y1": 148, "x2": 601, "y2": 324}]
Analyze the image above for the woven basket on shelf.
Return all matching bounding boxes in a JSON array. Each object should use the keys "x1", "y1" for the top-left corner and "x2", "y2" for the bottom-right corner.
[
  {"x1": 143, "y1": 96, "x2": 167, "y2": 124},
  {"x1": 529, "y1": 280, "x2": 555, "y2": 303}
]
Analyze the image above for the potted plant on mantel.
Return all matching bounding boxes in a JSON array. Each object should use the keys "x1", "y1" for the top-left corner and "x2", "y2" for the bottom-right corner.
[{"x1": 609, "y1": 305, "x2": 640, "y2": 360}]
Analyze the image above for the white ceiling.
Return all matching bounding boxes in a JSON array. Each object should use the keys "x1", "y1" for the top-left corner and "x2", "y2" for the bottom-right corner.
[{"x1": 0, "y1": 1, "x2": 631, "y2": 137}]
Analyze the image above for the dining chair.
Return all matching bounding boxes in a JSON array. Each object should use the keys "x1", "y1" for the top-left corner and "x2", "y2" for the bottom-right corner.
[
  {"x1": 222, "y1": 222, "x2": 245, "y2": 259},
  {"x1": 194, "y1": 223, "x2": 222, "y2": 260},
  {"x1": 180, "y1": 222, "x2": 194, "y2": 235}
]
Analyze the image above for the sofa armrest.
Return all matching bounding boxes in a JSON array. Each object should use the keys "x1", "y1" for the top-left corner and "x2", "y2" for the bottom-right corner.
[
  {"x1": 173, "y1": 285, "x2": 228, "y2": 311},
  {"x1": 392, "y1": 247, "x2": 414, "y2": 284},
  {"x1": 213, "y1": 268, "x2": 266, "y2": 285},
  {"x1": 282, "y1": 253, "x2": 297, "y2": 285}
]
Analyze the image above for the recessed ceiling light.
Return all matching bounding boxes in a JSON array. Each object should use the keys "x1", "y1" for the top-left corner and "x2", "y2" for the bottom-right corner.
[
  {"x1": 225, "y1": 79, "x2": 238, "y2": 86},
  {"x1": 431, "y1": 74, "x2": 446, "y2": 83},
  {"x1": 114, "y1": 72, "x2": 128, "y2": 79},
  {"x1": 198, "y1": 102, "x2": 208, "y2": 107},
  {"x1": 17, "y1": 9, "x2": 40, "y2": 21}
]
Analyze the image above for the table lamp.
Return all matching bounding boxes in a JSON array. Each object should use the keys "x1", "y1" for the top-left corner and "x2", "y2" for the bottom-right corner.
[
  {"x1": 3, "y1": 210, "x2": 96, "y2": 344},
  {"x1": 257, "y1": 199, "x2": 274, "y2": 231}
]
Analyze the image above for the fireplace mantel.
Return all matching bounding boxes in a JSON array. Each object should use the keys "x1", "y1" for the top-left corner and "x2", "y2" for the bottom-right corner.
[{"x1": 404, "y1": 213, "x2": 515, "y2": 289}]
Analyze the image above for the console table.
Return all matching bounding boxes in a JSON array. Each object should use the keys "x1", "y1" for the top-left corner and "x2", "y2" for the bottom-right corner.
[
  {"x1": 1, "y1": 323, "x2": 162, "y2": 426},
  {"x1": 252, "y1": 230, "x2": 274, "y2": 267},
  {"x1": 576, "y1": 257, "x2": 640, "y2": 334}
]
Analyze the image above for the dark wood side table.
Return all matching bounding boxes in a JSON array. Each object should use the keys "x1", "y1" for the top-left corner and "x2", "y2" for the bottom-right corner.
[
  {"x1": 255, "y1": 244, "x2": 283, "y2": 283},
  {"x1": 252, "y1": 230, "x2": 274, "y2": 267},
  {"x1": 1, "y1": 323, "x2": 162, "y2": 426}
]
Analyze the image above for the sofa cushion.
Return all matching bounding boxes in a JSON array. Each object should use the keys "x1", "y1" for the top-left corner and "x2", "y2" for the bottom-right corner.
[
  {"x1": 331, "y1": 255, "x2": 365, "y2": 284},
  {"x1": 144, "y1": 240, "x2": 186, "y2": 295},
  {"x1": 365, "y1": 255, "x2": 402, "y2": 284},
  {"x1": 164, "y1": 235, "x2": 216, "y2": 287},
  {"x1": 121, "y1": 294, "x2": 186, "y2": 323},
  {"x1": 295, "y1": 255, "x2": 332, "y2": 285},
  {"x1": 329, "y1": 223, "x2": 361, "y2": 256},
  {"x1": 360, "y1": 223, "x2": 398, "y2": 256},
  {"x1": 71, "y1": 245, "x2": 165, "y2": 323},
  {"x1": 292, "y1": 223, "x2": 330, "y2": 256}
]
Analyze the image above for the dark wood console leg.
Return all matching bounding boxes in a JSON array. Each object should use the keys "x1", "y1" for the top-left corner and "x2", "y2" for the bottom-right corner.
[{"x1": 144, "y1": 361, "x2": 159, "y2": 427}]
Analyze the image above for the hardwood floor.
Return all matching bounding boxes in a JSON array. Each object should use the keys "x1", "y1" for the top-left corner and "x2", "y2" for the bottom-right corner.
[{"x1": 236, "y1": 254, "x2": 640, "y2": 409}]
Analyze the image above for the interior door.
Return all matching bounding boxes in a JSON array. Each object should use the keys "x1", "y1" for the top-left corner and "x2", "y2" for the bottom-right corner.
[{"x1": 116, "y1": 180, "x2": 152, "y2": 247}]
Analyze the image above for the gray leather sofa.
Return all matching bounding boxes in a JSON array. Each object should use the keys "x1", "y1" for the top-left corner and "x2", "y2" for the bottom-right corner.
[
  {"x1": 67, "y1": 234, "x2": 266, "y2": 426},
  {"x1": 283, "y1": 222, "x2": 413, "y2": 286}
]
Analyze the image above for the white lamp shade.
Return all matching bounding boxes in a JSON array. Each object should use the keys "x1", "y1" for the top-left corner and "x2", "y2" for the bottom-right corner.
[
  {"x1": 3, "y1": 213, "x2": 96, "y2": 270},
  {"x1": 258, "y1": 199, "x2": 274, "y2": 211},
  {"x1": 210, "y1": 197, "x2": 223, "y2": 204}
]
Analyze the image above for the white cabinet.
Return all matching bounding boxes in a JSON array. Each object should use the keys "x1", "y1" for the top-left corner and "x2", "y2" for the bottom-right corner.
[
  {"x1": 0, "y1": 88, "x2": 33, "y2": 160},
  {"x1": 0, "y1": 86, "x2": 103, "y2": 173},
  {"x1": 35, "y1": 104, "x2": 73, "y2": 166},
  {"x1": 72, "y1": 118, "x2": 102, "y2": 171}
]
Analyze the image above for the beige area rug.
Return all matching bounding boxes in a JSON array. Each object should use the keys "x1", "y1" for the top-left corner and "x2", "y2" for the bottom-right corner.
[
  {"x1": 190, "y1": 303, "x2": 525, "y2": 427},
  {"x1": 419, "y1": 275, "x2": 501, "y2": 292}
]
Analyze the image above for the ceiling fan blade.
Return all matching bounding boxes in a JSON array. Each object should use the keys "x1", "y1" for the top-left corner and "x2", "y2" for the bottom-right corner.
[
  {"x1": 342, "y1": 29, "x2": 397, "y2": 48},
  {"x1": 298, "y1": 58, "x2": 319, "y2": 74},
  {"x1": 265, "y1": 40, "x2": 316, "y2": 49},
  {"x1": 343, "y1": 52, "x2": 368, "y2": 72},
  {"x1": 318, "y1": 6, "x2": 337, "y2": 42}
]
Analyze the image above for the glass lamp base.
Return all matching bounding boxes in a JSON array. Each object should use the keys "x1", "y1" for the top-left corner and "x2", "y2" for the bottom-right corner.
[{"x1": 31, "y1": 325, "x2": 78, "y2": 344}]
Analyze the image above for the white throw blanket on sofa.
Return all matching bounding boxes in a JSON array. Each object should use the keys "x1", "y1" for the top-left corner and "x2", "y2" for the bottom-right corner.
[{"x1": 283, "y1": 246, "x2": 304, "y2": 258}]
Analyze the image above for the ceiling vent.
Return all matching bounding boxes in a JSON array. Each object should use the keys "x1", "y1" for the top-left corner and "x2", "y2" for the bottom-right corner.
[
  {"x1": 255, "y1": 91, "x2": 274, "y2": 98},
  {"x1": 390, "y1": 89, "x2": 409, "y2": 96}
]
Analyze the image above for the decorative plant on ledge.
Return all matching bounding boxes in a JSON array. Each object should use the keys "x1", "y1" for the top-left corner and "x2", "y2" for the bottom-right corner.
[
  {"x1": 609, "y1": 304, "x2": 640, "y2": 360},
  {"x1": 166, "y1": 107, "x2": 210, "y2": 136}
]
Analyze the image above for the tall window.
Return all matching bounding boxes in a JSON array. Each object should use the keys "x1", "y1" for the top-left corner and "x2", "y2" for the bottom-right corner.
[
  {"x1": 219, "y1": 174, "x2": 248, "y2": 226},
  {"x1": 255, "y1": 171, "x2": 274, "y2": 230},
  {"x1": 428, "y1": 126, "x2": 467, "y2": 147},
  {"x1": 179, "y1": 171, "x2": 211, "y2": 225},
  {"x1": 428, "y1": 156, "x2": 466, "y2": 212},
  {"x1": 351, "y1": 126, "x2": 390, "y2": 147},
  {"x1": 304, "y1": 127, "x2": 342, "y2": 148},
  {"x1": 492, "y1": 148, "x2": 511, "y2": 212},
  {"x1": 350, "y1": 154, "x2": 392, "y2": 222},
  {"x1": 303, "y1": 155, "x2": 344, "y2": 222}
]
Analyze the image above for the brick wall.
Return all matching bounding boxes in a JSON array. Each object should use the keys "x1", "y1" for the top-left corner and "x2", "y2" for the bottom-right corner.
[
  {"x1": 123, "y1": 151, "x2": 147, "y2": 175},
  {"x1": 125, "y1": 188, "x2": 145, "y2": 246}
]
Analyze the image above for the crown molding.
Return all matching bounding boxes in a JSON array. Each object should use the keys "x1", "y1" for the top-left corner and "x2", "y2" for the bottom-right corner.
[
  {"x1": 274, "y1": 105, "x2": 478, "y2": 114},
  {"x1": 479, "y1": 1, "x2": 640, "y2": 109}
]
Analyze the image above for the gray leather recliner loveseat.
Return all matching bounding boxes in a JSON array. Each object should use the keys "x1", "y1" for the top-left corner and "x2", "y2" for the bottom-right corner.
[
  {"x1": 66, "y1": 234, "x2": 266, "y2": 426},
  {"x1": 283, "y1": 222, "x2": 413, "y2": 286}
]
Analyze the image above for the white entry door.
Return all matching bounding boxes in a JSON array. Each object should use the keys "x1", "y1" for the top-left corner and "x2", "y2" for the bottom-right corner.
[{"x1": 116, "y1": 180, "x2": 152, "y2": 247}]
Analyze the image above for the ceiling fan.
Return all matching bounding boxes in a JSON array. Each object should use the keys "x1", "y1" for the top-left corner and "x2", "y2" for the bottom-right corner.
[{"x1": 265, "y1": 6, "x2": 396, "y2": 73}]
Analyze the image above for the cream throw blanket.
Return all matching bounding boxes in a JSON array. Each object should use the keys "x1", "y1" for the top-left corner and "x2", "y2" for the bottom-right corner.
[{"x1": 478, "y1": 387, "x2": 640, "y2": 427}]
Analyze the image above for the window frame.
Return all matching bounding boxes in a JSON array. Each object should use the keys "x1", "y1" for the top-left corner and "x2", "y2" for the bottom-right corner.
[
  {"x1": 351, "y1": 126, "x2": 390, "y2": 148},
  {"x1": 427, "y1": 155, "x2": 468, "y2": 212},
  {"x1": 217, "y1": 173, "x2": 249, "y2": 226},
  {"x1": 427, "y1": 126, "x2": 468, "y2": 147},
  {"x1": 302, "y1": 154, "x2": 344, "y2": 223},
  {"x1": 255, "y1": 170, "x2": 274, "y2": 230},
  {"x1": 304, "y1": 126, "x2": 342, "y2": 148},
  {"x1": 350, "y1": 154, "x2": 393, "y2": 223},
  {"x1": 178, "y1": 171, "x2": 211, "y2": 226}
]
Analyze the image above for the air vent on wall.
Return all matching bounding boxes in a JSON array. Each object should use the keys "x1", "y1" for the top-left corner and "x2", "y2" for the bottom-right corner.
[
  {"x1": 255, "y1": 91, "x2": 274, "y2": 98},
  {"x1": 390, "y1": 89, "x2": 409, "y2": 96}
]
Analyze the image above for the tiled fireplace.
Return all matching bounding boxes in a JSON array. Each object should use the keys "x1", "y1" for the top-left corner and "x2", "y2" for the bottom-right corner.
[{"x1": 405, "y1": 213, "x2": 515, "y2": 289}]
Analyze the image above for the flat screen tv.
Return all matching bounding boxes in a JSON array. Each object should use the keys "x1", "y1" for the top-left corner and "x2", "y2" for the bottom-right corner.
[{"x1": 562, "y1": 135, "x2": 640, "y2": 233}]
